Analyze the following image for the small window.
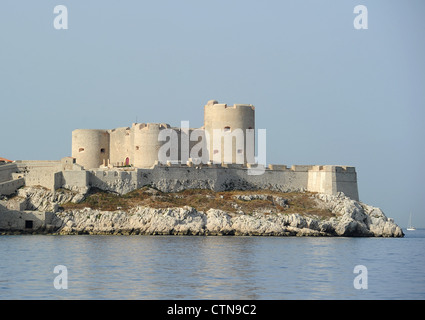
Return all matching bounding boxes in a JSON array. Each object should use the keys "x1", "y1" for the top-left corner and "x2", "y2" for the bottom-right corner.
[
  {"x1": 79, "y1": 148, "x2": 84, "y2": 152},
  {"x1": 100, "y1": 148, "x2": 105, "y2": 153},
  {"x1": 224, "y1": 126, "x2": 231, "y2": 132},
  {"x1": 213, "y1": 149, "x2": 219, "y2": 154},
  {"x1": 25, "y1": 220, "x2": 33, "y2": 229},
  {"x1": 237, "y1": 149, "x2": 243, "y2": 154}
]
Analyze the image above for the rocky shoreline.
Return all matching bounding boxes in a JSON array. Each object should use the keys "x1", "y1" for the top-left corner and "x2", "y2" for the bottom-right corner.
[{"x1": 0, "y1": 187, "x2": 404, "y2": 237}]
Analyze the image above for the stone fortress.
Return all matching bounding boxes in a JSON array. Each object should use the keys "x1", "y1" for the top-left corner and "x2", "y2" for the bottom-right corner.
[
  {"x1": 71, "y1": 99, "x2": 256, "y2": 169},
  {"x1": 0, "y1": 99, "x2": 359, "y2": 204}
]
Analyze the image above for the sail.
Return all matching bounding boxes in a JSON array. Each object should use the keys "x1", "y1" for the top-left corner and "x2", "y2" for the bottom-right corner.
[{"x1": 407, "y1": 213, "x2": 416, "y2": 230}]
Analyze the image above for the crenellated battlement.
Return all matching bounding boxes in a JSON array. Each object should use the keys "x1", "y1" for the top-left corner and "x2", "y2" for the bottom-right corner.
[
  {"x1": 133, "y1": 123, "x2": 171, "y2": 130},
  {"x1": 205, "y1": 100, "x2": 255, "y2": 111},
  {"x1": 309, "y1": 165, "x2": 356, "y2": 173}
]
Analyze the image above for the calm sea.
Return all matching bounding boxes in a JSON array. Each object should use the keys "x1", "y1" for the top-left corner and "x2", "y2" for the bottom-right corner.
[{"x1": 0, "y1": 229, "x2": 424, "y2": 300}]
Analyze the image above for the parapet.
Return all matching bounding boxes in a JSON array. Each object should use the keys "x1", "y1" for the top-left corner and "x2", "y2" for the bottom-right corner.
[
  {"x1": 204, "y1": 100, "x2": 255, "y2": 111},
  {"x1": 109, "y1": 127, "x2": 130, "y2": 133},
  {"x1": 335, "y1": 166, "x2": 356, "y2": 173},
  {"x1": 221, "y1": 163, "x2": 245, "y2": 169},
  {"x1": 268, "y1": 164, "x2": 290, "y2": 171},
  {"x1": 133, "y1": 123, "x2": 171, "y2": 130},
  {"x1": 206, "y1": 100, "x2": 219, "y2": 106},
  {"x1": 309, "y1": 165, "x2": 356, "y2": 173},
  {"x1": 291, "y1": 165, "x2": 314, "y2": 172},
  {"x1": 72, "y1": 128, "x2": 109, "y2": 135}
]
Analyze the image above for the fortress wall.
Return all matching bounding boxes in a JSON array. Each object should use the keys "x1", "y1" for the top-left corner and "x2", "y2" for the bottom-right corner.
[
  {"x1": 136, "y1": 164, "x2": 355, "y2": 196},
  {"x1": 13, "y1": 161, "x2": 62, "y2": 190},
  {"x1": 15, "y1": 160, "x2": 62, "y2": 170},
  {"x1": 240, "y1": 168, "x2": 309, "y2": 192},
  {"x1": 307, "y1": 166, "x2": 332, "y2": 194},
  {"x1": 334, "y1": 167, "x2": 359, "y2": 201},
  {"x1": 0, "y1": 162, "x2": 66, "y2": 195},
  {"x1": 23, "y1": 169, "x2": 61, "y2": 190},
  {"x1": 138, "y1": 165, "x2": 221, "y2": 192},
  {"x1": 136, "y1": 165, "x2": 309, "y2": 193},
  {"x1": 62, "y1": 170, "x2": 89, "y2": 191},
  {"x1": 65, "y1": 165, "x2": 325, "y2": 195},
  {"x1": 0, "y1": 178, "x2": 25, "y2": 196},
  {"x1": 89, "y1": 169, "x2": 139, "y2": 194},
  {"x1": 109, "y1": 127, "x2": 133, "y2": 166},
  {"x1": 0, "y1": 163, "x2": 19, "y2": 183},
  {"x1": 3, "y1": 159, "x2": 89, "y2": 194},
  {"x1": 307, "y1": 166, "x2": 359, "y2": 201},
  {"x1": 7, "y1": 161, "x2": 359, "y2": 200}
]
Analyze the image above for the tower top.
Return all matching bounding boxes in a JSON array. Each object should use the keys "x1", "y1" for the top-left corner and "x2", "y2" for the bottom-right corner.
[{"x1": 206, "y1": 99, "x2": 219, "y2": 106}]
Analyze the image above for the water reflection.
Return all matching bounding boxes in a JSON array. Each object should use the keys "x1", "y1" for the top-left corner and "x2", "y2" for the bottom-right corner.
[
  {"x1": 0, "y1": 234, "x2": 424, "y2": 299},
  {"x1": 193, "y1": 237, "x2": 261, "y2": 299}
]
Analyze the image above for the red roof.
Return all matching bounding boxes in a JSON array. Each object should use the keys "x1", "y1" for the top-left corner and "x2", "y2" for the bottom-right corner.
[{"x1": 0, "y1": 157, "x2": 13, "y2": 163}]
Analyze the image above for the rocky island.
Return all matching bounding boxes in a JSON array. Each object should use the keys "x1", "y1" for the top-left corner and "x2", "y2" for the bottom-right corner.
[
  {"x1": 0, "y1": 186, "x2": 404, "y2": 237},
  {"x1": 0, "y1": 100, "x2": 404, "y2": 237}
]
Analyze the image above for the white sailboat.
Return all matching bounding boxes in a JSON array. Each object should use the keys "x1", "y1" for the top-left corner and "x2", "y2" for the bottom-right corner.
[{"x1": 407, "y1": 213, "x2": 416, "y2": 231}]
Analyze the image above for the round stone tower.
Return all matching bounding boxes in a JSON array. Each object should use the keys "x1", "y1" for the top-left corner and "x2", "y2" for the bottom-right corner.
[
  {"x1": 203, "y1": 100, "x2": 255, "y2": 164},
  {"x1": 132, "y1": 123, "x2": 172, "y2": 168},
  {"x1": 72, "y1": 129, "x2": 110, "y2": 169}
]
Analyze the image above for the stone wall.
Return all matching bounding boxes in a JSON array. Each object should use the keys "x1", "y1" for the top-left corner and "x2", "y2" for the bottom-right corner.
[
  {"x1": 334, "y1": 166, "x2": 359, "y2": 201},
  {"x1": 0, "y1": 159, "x2": 360, "y2": 201},
  {"x1": 0, "y1": 202, "x2": 55, "y2": 232},
  {"x1": 0, "y1": 178, "x2": 25, "y2": 196},
  {"x1": 307, "y1": 165, "x2": 359, "y2": 201},
  {"x1": 62, "y1": 170, "x2": 89, "y2": 192},
  {"x1": 0, "y1": 163, "x2": 18, "y2": 183},
  {"x1": 85, "y1": 164, "x2": 330, "y2": 195},
  {"x1": 0, "y1": 163, "x2": 24, "y2": 195},
  {"x1": 0, "y1": 159, "x2": 85, "y2": 196},
  {"x1": 15, "y1": 160, "x2": 62, "y2": 190},
  {"x1": 89, "y1": 169, "x2": 139, "y2": 194}
]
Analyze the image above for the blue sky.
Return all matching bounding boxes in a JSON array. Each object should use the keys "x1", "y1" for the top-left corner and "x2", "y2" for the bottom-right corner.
[{"x1": 1, "y1": 1, "x2": 424, "y2": 228}]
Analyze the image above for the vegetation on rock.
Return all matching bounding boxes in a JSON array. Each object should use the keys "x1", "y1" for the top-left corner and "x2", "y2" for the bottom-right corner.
[{"x1": 62, "y1": 187, "x2": 334, "y2": 218}]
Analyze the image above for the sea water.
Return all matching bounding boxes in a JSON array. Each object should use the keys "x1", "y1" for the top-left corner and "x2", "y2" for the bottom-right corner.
[{"x1": 0, "y1": 229, "x2": 424, "y2": 299}]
